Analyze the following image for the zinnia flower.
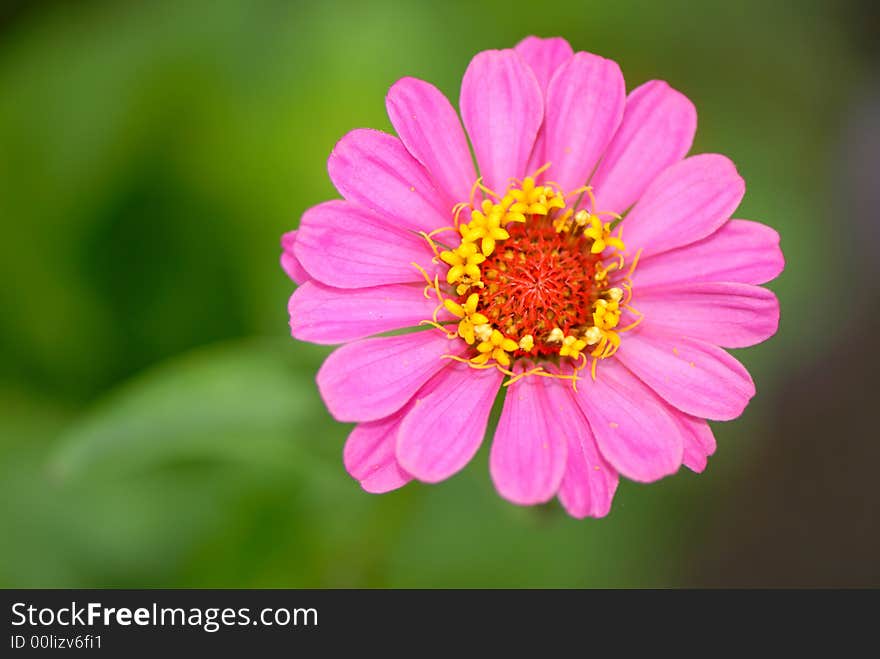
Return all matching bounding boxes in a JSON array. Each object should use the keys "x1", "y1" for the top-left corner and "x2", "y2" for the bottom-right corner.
[{"x1": 281, "y1": 36, "x2": 783, "y2": 518}]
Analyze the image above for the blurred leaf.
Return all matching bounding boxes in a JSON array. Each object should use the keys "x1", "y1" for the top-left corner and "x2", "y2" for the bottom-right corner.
[
  {"x1": 0, "y1": 340, "x2": 372, "y2": 588},
  {"x1": 50, "y1": 338, "x2": 335, "y2": 479},
  {"x1": 0, "y1": 382, "x2": 326, "y2": 588}
]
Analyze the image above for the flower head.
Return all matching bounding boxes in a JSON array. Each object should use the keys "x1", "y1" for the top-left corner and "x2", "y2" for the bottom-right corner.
[{"x1": 282, "y1": 36, "x2": 783, "y2": 518}]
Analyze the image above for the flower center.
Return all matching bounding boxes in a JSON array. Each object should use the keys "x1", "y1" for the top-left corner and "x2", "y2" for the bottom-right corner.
[
  {"x1": 418, "y1": 166, "x2": 641, "y2": 380},
  {"x1": 477, "y1": 220, "x2": 599, "y2": 356}
]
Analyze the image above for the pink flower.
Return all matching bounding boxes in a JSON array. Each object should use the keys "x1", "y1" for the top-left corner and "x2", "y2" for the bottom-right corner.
[{"x1": 282, "y1": 36, "x2": 783, "y2": 518}]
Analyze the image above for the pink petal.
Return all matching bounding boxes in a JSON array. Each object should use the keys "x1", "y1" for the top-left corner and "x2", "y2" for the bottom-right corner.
[
  {"x1": 543, "y1": 52, "x2": 625, "y2": 192},
  {"x1": 489, "y1": 366, "x2": 568, "y2": 505},
  {"x1": 288, "y1": 281, "x2": 442, "y2": 345},
  {"x1": 327, "y1": 128, "x2": 449, "y2": 233},
  {"x1": 316, "y1": 330, "x2": 462, "y2": 423},
  {"x1": 294, "y1": 200, "x2": 435, "y2": 289},
  {"x1": 514, "y1": 36, "x2": 574, "y2": 91},
  {"x1": 396, "y1": 363, "x2": 502, "y2": 483},
  {"x1": 386, "y1": 77, "x2": 476, "y2": 209},
  {"x1": 620, "y1": 154, "x2": 745, "y2": 258},
  {"x1": 281, "y1": 231, "x2": 310, "y2": 284},
  {"x1": 670, "y1": 409, "x2": 717, "y2": 473},
  {"x1": 361, "y1": 463, "x2": 412, "y2": 493},
  {"x1": 460, "y1": 49, "x2": 543, "y2": 193},
  {"x1": 572, "y1": 359, "x2": 683, "y2": 482},
  {"x1": 614, "y1": 329, "x2": 756, "y2": 421},
  {"x1": 514, "y1": 37, "x2": 574, "y2": 173},
  {"x1": 590, "y1": 80, "x2": 697, "y2": 216},
  {"x1": 631, "y1": 219, "x2": 784, "y2": 288},
  {"x1": 633, "y1": 282, "x2": 780, "y2": 348},
  {"x1": 344, "y1": 413, "x2": 413, "y2": 493},
  {"x1": 545, "y1": 379, "x2": 619, "y2": 519},
  {"x1": 525, "y1": 129, "x2": 550, "y2": 181}
]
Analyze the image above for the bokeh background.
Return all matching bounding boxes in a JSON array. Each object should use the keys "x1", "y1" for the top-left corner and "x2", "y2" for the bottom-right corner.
[{"x1": 2, "y1": 0, "x2": 878, "y2": 588}]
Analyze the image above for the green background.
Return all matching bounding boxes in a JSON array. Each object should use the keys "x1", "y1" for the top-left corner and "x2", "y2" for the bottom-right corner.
[{"x1": 2, "y1": 0, "x2": 877, "y2": 587}]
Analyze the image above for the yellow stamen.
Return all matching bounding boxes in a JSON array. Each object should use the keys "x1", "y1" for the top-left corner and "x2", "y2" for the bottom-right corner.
[
  {"x1": 410, "y1": 163, "x2": 643, "y2": 380},
  {"x1": 559, "y1": 335, "x2": 588, "y2": 360}
]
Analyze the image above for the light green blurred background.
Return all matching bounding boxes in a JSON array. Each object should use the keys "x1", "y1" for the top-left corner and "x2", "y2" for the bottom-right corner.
[{"x1": 2, "y1": 0, "x2": 877, "y2": 587}]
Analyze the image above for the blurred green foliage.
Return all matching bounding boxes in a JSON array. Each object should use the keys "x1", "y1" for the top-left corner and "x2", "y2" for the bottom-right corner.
[{"x1": 0, "y1": 0, "x2": 862, "y2": 586}]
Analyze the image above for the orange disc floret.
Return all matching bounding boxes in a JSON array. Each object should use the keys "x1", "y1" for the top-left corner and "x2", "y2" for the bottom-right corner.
[{"x1": 476, "y1": 219, "x2": 601, "y2": 357}]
